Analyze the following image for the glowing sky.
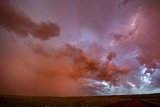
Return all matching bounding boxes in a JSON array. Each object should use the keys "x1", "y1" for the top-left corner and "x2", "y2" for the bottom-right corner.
[{"x1": 0, "y1": 0, "x2": 160, "y2": 96}]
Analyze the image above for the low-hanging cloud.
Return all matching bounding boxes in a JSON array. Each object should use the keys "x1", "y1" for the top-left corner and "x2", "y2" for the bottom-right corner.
[
  {"x1": 0, "y1": 35, "x2": 131, "y2": 96},
  {"x1": 0, "y1": 0, "x2": 160, "y2": 96},
  {"x1": 0, "y1": 0, "x2": 60, "y2": 40}
]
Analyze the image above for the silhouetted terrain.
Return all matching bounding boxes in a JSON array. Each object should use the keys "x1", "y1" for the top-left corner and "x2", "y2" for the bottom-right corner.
[{"x1": 0, "y1": 93, "x2": 160, "y2": 107}]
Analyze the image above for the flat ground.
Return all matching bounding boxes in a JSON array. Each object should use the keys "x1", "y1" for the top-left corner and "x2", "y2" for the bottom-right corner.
[{"x1": 0, "y1": 93, "x2": 160, "y2": 107}]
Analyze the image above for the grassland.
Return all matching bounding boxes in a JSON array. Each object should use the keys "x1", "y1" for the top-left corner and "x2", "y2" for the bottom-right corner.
[{"x1": 0, "y1": 93, "x2": 160, "y2": 107}]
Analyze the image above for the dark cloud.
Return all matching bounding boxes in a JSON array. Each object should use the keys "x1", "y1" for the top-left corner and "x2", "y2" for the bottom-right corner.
[
  {"x1": 106, "y1": 51, "x2": 117, "y2": 62},
  {"x1": 96, "y1": 63, "x2": 130, "y2": 82},
  {"x1": 0, "y1": 0, "x2": 60, "y2": 40},
  {"x1": 31, "y1": 44, "x2": 131, "y2": 83}
]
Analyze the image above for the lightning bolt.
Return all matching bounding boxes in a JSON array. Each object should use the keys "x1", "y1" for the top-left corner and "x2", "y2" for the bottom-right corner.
[{"x1": 131, "y1": 13, "x2": 138, "y2": 27}]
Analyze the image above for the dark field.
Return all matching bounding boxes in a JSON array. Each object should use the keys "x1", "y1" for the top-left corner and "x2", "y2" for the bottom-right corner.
[{"x1": 0, "y1": 94, "x2": 160, "y2": 107}]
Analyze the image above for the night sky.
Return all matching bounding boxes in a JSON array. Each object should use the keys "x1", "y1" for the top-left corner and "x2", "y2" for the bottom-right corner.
[{"x1": 0, "y1": 0, "x2": 160, "y2": 96}]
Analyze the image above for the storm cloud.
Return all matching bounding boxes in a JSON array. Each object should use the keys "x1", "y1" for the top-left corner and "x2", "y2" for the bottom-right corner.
[
  {"x1": 0, "y1": 0, "x2": 60, "y2": 40},
  {"x1": 0, "y1": 0, "x2": 160, "y2": 96}
]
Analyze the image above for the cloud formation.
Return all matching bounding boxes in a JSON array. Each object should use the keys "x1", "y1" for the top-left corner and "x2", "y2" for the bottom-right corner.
[
  {"x1": 0, "y1": 0, "x2": 60, "y2": 40},
  {"x1": 0, "y1": 0, "x2": 160, "y2": 96},
  {"x1": 135, "y1": 0, "x2": 160, "y2": 68}
]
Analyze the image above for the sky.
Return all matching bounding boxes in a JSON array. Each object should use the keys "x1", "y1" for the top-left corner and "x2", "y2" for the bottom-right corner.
[{"x1": 0, "y1": 0, "x2": 160, "y2": 96}]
